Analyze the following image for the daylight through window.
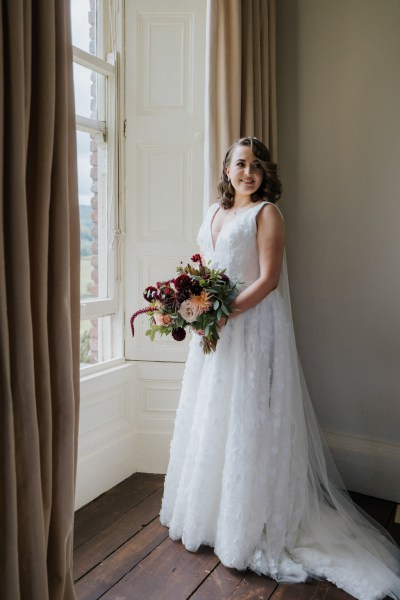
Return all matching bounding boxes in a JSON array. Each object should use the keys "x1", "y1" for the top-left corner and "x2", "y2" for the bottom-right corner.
[{"x1": 71, "y1": 0, "x2": 122, "y2": 369}]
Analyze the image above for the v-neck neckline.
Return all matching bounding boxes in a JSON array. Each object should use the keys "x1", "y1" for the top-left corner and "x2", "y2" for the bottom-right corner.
[{"x1": 209, "y1": 202, "x2": 266, "y2": 252}]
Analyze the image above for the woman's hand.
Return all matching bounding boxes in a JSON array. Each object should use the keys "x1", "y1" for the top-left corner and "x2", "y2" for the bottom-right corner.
[
  {"x1": 192, "y1": 317, "x2": 227, "y2": 336},
  {"x1": 217, "y1": 317, "x2": 228, "y2": 329},
  {"x1": 192, "y1": 326, "x2": 205, "y2": 336}
]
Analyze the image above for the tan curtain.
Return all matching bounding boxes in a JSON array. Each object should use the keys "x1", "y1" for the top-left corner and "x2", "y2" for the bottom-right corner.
[
  {"x1": 0, "y1": 1, "x2": 79, "y2": 599},
  {"x1": 204, "y1": 0, "x2": 277, "y2": 205}
]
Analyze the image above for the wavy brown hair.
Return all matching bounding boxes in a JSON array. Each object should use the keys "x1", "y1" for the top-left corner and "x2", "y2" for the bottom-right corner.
[{"x1": 217, "y1": 137, "x2": 282, "y2": 209}]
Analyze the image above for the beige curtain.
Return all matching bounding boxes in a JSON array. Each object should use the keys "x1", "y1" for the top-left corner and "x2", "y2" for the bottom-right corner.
[
  {"x1": 204, "y1": 0, "x2": 277, "y2": 205},
  {"x1": 0, "y1": 1, "x2": 79, "y2": 599}
]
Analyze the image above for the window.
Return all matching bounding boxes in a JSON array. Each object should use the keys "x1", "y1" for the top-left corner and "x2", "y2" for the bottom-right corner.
[{"x1": 71, "y1": 0, "x2": 123, "y2": 370}]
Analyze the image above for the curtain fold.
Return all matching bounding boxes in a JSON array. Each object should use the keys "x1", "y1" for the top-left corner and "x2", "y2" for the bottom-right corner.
[
  {"x1": 204, "y1": 0, "x2": 277, "y2": 206},
  {"x1": 0, "y1": 1, "x2": 79, "y2": 598}
]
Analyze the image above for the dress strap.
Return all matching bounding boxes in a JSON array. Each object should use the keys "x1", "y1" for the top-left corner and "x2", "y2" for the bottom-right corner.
[
  {"x1": 257, "y1": 201, "x2": 284, "y2": 221},
  {"x1": 207, "y1": 202, "x2": 220, "y2": 220}
]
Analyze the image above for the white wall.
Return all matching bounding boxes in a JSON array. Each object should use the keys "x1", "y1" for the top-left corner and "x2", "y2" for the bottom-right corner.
[{"x1": 276, "y1": 0, "x2": 400, "y2": 500}]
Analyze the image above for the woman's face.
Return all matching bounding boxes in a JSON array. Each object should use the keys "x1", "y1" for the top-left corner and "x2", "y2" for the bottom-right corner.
[{"x1": 225, "y1": 144, "x2": 263, "y2": 201}]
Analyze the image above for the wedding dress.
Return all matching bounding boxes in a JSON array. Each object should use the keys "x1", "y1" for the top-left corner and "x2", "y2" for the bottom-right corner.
[{"x1": 160, "y1": 201, "x2": 400, "y2": 600}]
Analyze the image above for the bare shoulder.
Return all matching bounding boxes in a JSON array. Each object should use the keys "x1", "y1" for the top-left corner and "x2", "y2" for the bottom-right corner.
[
  {"x1": 257, "y1": 203, "x2": 285, "y2": 234},
  {"x1": 258, "y1": 201, "x2": 284, "y2": 220}
]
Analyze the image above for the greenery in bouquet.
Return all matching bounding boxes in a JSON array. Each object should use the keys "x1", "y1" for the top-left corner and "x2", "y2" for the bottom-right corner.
[{"x1": 130, "y1": 254, "x2": 238, "y2": 353}]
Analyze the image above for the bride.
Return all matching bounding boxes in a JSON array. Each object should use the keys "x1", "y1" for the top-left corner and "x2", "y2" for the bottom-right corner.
[{"x1": 160, "y1": 136, "x2": 400, "y2": 600}]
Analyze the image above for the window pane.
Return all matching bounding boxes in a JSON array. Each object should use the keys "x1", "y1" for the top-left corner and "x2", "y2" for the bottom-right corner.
[
  {"x1": 78, "y1": 130, "x2": 109, "y2": 300},
  {"x1": 80, "y1": 316, "x2": 114, "y2": 365},
  {"x1": 71, "y1": 0, "x2": 95, "y2": 55},
  {"x1": 73, "y1": 63, "x2": 106, "y2": 121}
]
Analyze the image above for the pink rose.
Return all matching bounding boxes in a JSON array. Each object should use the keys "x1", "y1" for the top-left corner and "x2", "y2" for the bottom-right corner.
[
  {"x1": 178, "y1": 299, "x2": 202, "y2": 323},
  {"x1": 153, "y1": 312, "x2": 172, "y2": 326}
]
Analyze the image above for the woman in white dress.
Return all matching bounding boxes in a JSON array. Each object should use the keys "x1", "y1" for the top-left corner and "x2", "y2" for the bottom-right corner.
[{"x1": 160, "y1": 137, "x2": 400, "y2": 600}]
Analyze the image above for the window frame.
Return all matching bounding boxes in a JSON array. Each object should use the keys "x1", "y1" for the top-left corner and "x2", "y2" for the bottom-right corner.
[{"x1": 72, "y1": 1, "x2": 124, "y2": 372}]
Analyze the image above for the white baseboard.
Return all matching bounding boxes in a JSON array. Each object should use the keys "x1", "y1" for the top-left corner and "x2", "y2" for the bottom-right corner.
[
  {"x1": 134, "y1": 431, "x2": 172, "y2": 474},
  {"x1": 324, "y1": 430, "x2": 400, "y2": 502},
  {"x1": 133, "y1": 428, "x2": 400, "y2": 503}
]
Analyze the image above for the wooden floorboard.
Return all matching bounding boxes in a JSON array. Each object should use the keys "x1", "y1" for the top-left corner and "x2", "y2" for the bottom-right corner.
[
  {"x1": 100, "y1": 538, "x2": 219, "y2": 600},
  {"x1": 270, "y1": 581, "x2": 353, "y2": 599},
  {"x1": 74, "y1": 473, "x2": 397, "y2": 600},
  {"x1": 74, "y1": 518, "x2": 168, "y2": 600},
  {"x1": 190, "y1": 564, "x2": 278, "y2": 600},
  {"x1": 74, "y1": 487, "x2": 164, "y2": 581},
  {"x1": 74, "y1": 473, "x2": 164, "y2": 549}
]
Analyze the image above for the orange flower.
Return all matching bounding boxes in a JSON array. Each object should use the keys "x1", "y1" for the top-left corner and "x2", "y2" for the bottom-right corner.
[
  {"x1": 190, "y1": 289, "x2": 213, "y2": 314},
  {"x1": 153, "y1": 312, "x2": 172, "y2": 326}
]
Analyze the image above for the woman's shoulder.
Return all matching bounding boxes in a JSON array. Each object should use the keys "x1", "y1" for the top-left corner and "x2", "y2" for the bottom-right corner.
[
  {"x1": 198, "y1": 202, "x2": 220, "y2": 234},
  {"x1": 204, "y1": 201, "x2": 220, "y2": 219},
  {"x1": 256, "y1": 202, "x2": 285, "y2": 242},
  {"x1": 257, "y1": 201, "x2": 284, "y2": 222}
]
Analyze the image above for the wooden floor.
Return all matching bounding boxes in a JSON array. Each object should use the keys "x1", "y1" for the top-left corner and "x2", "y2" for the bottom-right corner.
[{"x1": 74, "y1": 473, "x2": 400, "y2": 600}]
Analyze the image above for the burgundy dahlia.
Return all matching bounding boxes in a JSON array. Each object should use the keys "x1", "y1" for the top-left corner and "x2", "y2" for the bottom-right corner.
[
  {"x1": 143, "y1": 286, "x2": 159, "y2": 302},
  {"x1": 171, "y1": 327, "x2": 186, "y2": 341},
  {"x1": 173, "y1": 273, "x2": 193, "y2": 301},
  {"x1": 174, "y1": 273, "x2": 191, "y2": 289},
  {"x1": 159, "y1": 286, "x2": 179, "y2": 310}
]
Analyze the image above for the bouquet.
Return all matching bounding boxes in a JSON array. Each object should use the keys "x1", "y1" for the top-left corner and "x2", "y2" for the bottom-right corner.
[{"x1": 130, "y1": 254, "x2": 238, "y2": 353}]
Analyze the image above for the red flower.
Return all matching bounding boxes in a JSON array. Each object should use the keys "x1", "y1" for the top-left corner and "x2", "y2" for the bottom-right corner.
[
  {"x1": 172, "y1": 327, "x2": 186, "y2": 341},
  {"x1": 156, "y1": 279, "x2": 173, "y2": 289},
  {"x1": 174, "y1": 273, "x2": 193, "y2": 302},
  {"x1": 130, "y1": 307, "x2": 156, "y2": 336},
  {"x1": 191, "y1": 253, "x2": 203, "y2": 267},
  {"x1": 159, "y1": 285, "x2": 179, "y2": 310},
  {"x1": 174, "y1": 273, "x2": 191, "y2": 289},
  {"x1": 143, "y1": 286, "x2": 159, "y2": 302}
]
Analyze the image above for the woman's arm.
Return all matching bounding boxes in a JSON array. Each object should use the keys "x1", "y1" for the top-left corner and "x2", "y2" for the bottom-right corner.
[{"x1": 229, "y1": 204, "x2": 285, "y2": 319}]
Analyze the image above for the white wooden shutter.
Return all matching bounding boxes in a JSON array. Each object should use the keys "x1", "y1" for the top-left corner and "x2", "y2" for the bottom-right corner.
[{"x1": 124, "y1": 0, "x2": 206, "y2": 363}]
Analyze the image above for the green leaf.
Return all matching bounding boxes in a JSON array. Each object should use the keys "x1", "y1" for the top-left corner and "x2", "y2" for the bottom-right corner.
[
  {"x1": 221, "y1": 304, "x2": 230, "y2": 316},
  {"x1": 213, "y1": 300, "x2": 220, "y2": 310}
]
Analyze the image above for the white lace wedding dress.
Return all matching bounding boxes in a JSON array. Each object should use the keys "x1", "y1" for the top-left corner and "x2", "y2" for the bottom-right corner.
[{"x1": 160, "y1": 201, "x2": 400, "y2": 600}]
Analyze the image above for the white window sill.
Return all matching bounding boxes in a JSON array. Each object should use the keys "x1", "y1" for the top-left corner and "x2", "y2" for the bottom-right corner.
[{"x1": 80, "y1": 357, "x2": 127, "y2": 381}]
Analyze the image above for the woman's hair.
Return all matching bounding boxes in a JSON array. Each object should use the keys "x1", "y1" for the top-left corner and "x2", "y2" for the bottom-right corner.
[{"x1": 217, "y1": 137, "x2": 282, "y2": 209}]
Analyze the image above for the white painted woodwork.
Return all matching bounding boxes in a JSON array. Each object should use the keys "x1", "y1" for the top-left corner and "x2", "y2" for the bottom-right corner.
[
  {"x1": 325, "y1": 431, "x2": 400, "y2": 501},
  {"x1": 124, "y1": 0, "x2": 206, "y2": 363},
  {"x1": 76, "y1": 363, "x2": 136, "y2": 509},
  {"x1": 132, "y1": 361, "x2": 184, "y2": 474}
]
